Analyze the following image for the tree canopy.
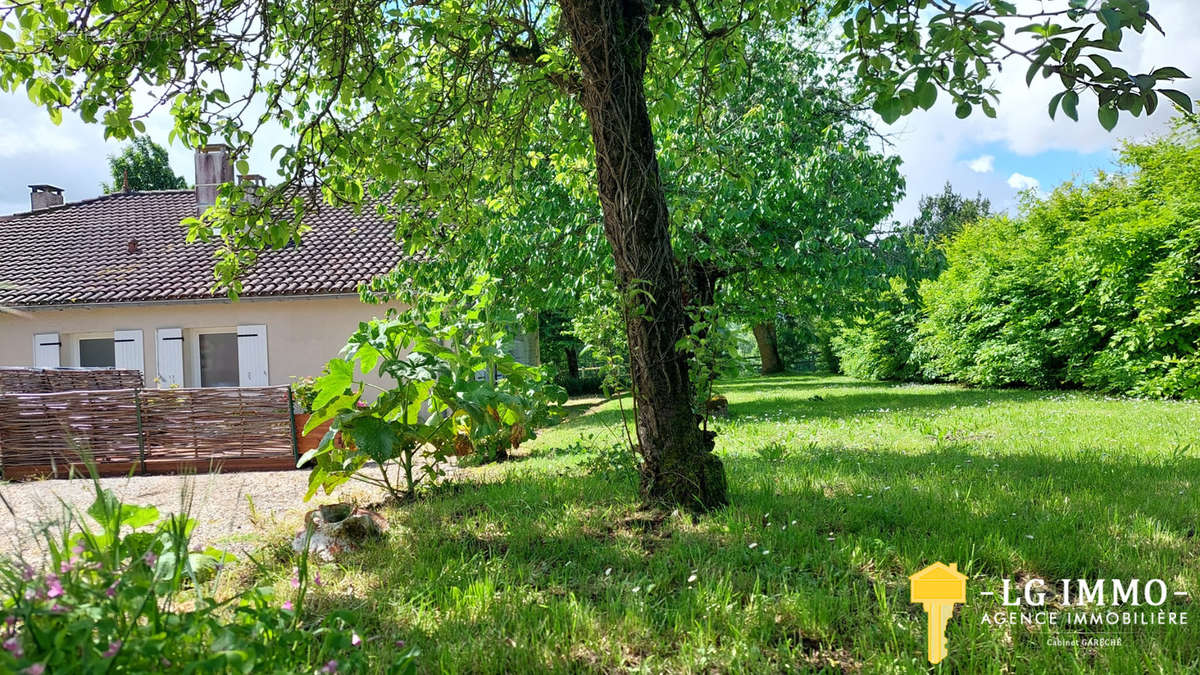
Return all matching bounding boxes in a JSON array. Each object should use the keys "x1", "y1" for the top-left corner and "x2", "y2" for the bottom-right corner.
[
  {"x1": 1, "y1": 0, "x2": 1189, "y2": 510},
  {"x1": 101, "y1": 137, "x2": 187, "y2": 193},
  {"x1": 906, "y1": 182, "x2": 992, "y2": 242}
]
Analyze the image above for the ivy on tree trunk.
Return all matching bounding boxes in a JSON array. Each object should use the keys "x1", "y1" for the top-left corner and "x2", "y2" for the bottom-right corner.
[{"x1": 560, "y1": 0, "x2": 727, "y2": 511}]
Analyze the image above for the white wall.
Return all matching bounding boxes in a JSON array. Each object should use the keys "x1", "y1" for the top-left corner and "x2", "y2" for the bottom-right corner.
[{"x1": 0, "y1": 295, "x2": 391, "y2": 387}]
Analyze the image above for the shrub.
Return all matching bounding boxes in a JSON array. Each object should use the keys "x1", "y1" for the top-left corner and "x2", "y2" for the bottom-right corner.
[
  {"x1": 915, "y1": 124, "x2": 1200, "y2": 397},
  {"x1": 291, "y1": 376, "x2": 320, "y2": 413},
  {"x1": 0, "y1": 478, "x2": 415, "y2": 673},
  {"x1": 833, "y1": 278, "x2": 925, "y2": 381},
  {"x1": 581, "y1": 443, "x2": 643, "y2": 485},
  {"x1": 555, "y1": 374, "x2": 604, "y2": 397},
  {"x1": 301, "y1": 276, "x2": 567, "y2": 500}
]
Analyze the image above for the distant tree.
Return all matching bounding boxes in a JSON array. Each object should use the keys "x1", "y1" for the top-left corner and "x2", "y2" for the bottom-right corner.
[
  {"x1": 907, "y1": 182, "x2": 992, "y2": 241},
  {"x1": 102, "y1": 138, "x2": 186, "y2": 193}
]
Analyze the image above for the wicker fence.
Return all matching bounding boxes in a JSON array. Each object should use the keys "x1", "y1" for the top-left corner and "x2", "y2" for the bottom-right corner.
[
  {"x1": 0, "y1": 367, "x2": 144, "y2": 394},
  {"x1": 0, "y1": 386, "x2": 300, "y2": 480}
]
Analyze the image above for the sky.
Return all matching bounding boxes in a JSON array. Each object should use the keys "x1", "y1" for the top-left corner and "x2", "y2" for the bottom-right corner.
[
  {"x1": 878, "y1": 0, "x2": 1200, "y2": 224},
  {"x1": 1, "y1": 2, "x2": 1199, "y2": 223}
]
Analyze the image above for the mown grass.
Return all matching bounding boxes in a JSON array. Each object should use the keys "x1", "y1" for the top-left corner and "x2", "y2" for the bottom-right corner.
[{"x1": 255, "y1": 375, "x2": 1200, "y2": 673}]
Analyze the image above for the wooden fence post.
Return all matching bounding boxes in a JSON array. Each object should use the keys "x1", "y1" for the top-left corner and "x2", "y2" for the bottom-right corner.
[
  {"x1": 134, "y1": 388, "x2": 147, "y2": 474},
  {"x1": 286, "y1": 386, "x2": 300, "y2": 463}
]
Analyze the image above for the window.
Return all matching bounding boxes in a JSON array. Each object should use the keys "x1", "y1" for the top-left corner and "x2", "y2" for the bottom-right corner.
[
  {"x1": 198, "y1": 332, "x2": 239, "y2": 387},
  {"x1": 78, "y1": 337, "x2": 115, "y2": 368}
]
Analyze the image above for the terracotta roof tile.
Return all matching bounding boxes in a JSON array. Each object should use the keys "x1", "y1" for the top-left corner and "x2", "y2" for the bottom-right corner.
[{"x1": 0, "y1": 190, "x2": 407, "y2": 307}]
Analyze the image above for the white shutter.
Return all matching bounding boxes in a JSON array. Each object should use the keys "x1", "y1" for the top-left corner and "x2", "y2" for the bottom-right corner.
[
  {"x1": 33, "y1": 332, "x2": 60, "y2": 368},
  {"x1": 155, "y1": 328, "x2": 184, "y2": 388},
  {"x1": 113, "y1": 329, "x2": 144, "y2": 374},
  {"x1": 236, "y1": 324, "x2": 269, "y2": 386},
  {"x1": 512, "y1": 335, "x2": 529, "y2": 365}
]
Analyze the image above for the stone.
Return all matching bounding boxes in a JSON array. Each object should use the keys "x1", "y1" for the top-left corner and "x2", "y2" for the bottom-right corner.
[{"x1": 292, "y1": 503, "x2": 387, "y2": 562}]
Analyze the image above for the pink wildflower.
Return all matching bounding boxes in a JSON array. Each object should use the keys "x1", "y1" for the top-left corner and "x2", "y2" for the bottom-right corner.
[
  {"x1": 313, "y1": 569, "x2": 322, "y2": 587},
  {"x1": 290, "y1": 567, "x2": 300, "y2": 589},
  {"x1": 20, "y1": 566, "x2": 34, "y2": 582},
  {"x1": 3, "y1": 637, "x2": 23, "y2": 658},
  {"x1": 23, "y1": 664, "x2": 45, "y2": 675},
  {"x1": 320, "y1": 660, "x2": 339, "y2": 673},
  {"x1": 142, "y1": 551, "x2": 158, "y2": 567},
  {"x1": 282, "y1": 601, "x2": 293, "y2": 611},
  {"x1": 71, "y1": 541, "x2": 86, "y2": 555},
  {"x1": 102, "y1": 640, "x2": 122, "y2": 658},
  {"x1": 351, "y1": 632, "x2": 361, "y2": 647},
  {"x1": 105, "y1": 582, "x2": 119, "y2": 598},
  {"x1": 45, "y1": 574, "x2": 63, "y2": 599}
]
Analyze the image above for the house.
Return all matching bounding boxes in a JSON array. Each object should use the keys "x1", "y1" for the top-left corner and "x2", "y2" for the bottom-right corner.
[{"x1": 0, "y1": 145, "x2": 536, "y2": 388}]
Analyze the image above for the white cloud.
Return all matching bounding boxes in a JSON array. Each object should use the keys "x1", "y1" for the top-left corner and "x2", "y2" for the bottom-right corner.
[
  {"x1": 0, "y1": 69, "x2": 289, "y2": 216},
  {"x1": 967, "y1": 155, "x2": 995, "y2": 173},
  {"x1": 1007, "y1": 173, "x2": 1040, "y2": 191},
  {"x1": 879, "y1": 0, "x2": 1200, "y2": 221}
]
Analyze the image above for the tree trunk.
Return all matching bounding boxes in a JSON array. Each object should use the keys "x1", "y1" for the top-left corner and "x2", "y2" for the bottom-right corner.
[
  {"x1": 560, "y1": 0, "x2": 727, "y2": 511},
  {"x1": 564, "y1": 347, "x2": 580, "y2": 379},
  {"x1": 753, "y1": 322, "x2": 785, "y2": 375},
  {"x1": 682, "y1": 261, "x2": 723, "y2": 403}
]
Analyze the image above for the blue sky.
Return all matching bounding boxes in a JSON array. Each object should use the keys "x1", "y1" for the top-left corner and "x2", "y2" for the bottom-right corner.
[
  {"x1": 946, "y1": 143, "x2": 1122, "y2": 217},
  {"x1": 1, "y1": 0, "x2": 1198, "y2": 225},
  {"x1": 879, "y1": 0, "x2": 1200, "y2": 224}
]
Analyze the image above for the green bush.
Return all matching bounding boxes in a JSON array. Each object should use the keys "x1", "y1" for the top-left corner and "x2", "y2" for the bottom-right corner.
[
  {"x1": 556, "y1": 374, "x2": 604, "y2": 397},
  {"x1": 301, "y1": 275, "x2": 567, "y2": 499},
  {"x1": 833, "y1": 278, "x2": 925, "y2": 381},
  {"x1": 915, "y1": 124, "x2": 1200, "y2": 397}
]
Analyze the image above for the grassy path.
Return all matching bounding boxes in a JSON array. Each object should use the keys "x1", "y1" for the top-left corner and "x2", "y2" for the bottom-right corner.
[{"x1": 261, "y1": 375, "x2": 1200, "y2": 673}]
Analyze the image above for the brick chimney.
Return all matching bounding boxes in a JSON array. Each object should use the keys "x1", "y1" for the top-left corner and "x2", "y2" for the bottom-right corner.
[
  {"x1": 239, "y1": 174, "x2": 265, "y2": 206},
  {"x1": 194, "y1": 144, "x2": 234, "y2": 214},
  {"x1": 29, "y1": 184, "x2": 64, "y2": 211}
]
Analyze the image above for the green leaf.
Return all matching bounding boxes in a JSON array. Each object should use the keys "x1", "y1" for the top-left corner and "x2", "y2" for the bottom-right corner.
[
  {"x1": 346, "y1": 416, "x2": 402, "y2": 465},
  {"x1": 303, "y1": 394, "x2": 356, "y2": 434},
  {"x1": 1061, "y1": 91, "x2": 1080, "y2": 121},
  {"x1": 1097, "y1": 105, "x2": 1118, "y2": 131},
  {"x1": 1098, "y1": 9, "x2": 1122, "y2": 32},
  {"x1": 87, "y1": 489, "x2": 160, "y2": 531},
  {"x1": 1159, "y1": 89, "x2": 1195, "y2": 113},
  {"x1": 954, "y1": 102, "x2": 971, "y2": 119},
  {"x1": 872, "y1": 97, "x2": 903, "y2": 125},
  {"x1": 1152, "y1": 67, "x2": 1188, "y2": 80},
  {"x1": 1048, "y1": 91, "x2": 1066, "y2": 119},
  {"x1": 311, "y1": 359, "x2": 354, "y2": 411},
  {"x1": 1026, "y1": 52, "x2": 1050, "y2": 86},
  {"x1": 0, "y1": 31, "x2": 14, "y2": 50},
  {"x1": 916, "y1": 82, "x2": 937, "y2": 110}
]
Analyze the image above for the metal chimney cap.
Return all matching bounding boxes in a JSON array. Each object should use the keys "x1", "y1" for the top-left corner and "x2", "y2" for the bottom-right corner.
[{"x1": 28, "y1": 184, "x2": 64, "y2": 193}]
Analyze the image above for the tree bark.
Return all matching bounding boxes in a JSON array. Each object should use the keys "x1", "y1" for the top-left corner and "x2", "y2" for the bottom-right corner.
[
  {"x1": 564, "y1": 347, "x2": 580, "y2": 379},
  {"x1": 753, "y1": 322, "x2": 785, "y2": 375},
  {"x1": 560, "y1": 0, "x2": 727, "y2": 511}
]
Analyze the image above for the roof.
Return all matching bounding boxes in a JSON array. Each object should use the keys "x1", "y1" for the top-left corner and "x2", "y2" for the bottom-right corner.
[
  {"x1": 0, "y1": 190, "x2": 408, "y2": 307},
  {"x1": 909, "y1": 562, "x2": 966, "y2": 581}
]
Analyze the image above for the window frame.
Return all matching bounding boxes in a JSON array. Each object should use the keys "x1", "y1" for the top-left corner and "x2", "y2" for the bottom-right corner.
[
  {"x1": 189, "y1": 327, "x2": 240, "y2": 388},
  {"x1": 71, "y1": 331, "x2": 116, "y2": 369}
]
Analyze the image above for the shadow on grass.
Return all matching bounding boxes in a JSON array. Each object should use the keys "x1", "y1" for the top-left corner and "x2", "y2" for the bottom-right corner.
[
  {"x1": 727, "y1": 385, "x2": 1058, "y2": 423},
  {"x1": 306, "y1": 435, "x2": 1200, "y2": 672}
]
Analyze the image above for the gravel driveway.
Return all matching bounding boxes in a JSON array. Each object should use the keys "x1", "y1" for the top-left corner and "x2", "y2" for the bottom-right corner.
[{"x1": 0, "y1": 468, "x2": 410, "y2": 562}]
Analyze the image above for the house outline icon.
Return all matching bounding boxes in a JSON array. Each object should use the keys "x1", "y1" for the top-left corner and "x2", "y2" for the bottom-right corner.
[{"x1": 909, "y1": 562, "x2": 967, "y2": 664}]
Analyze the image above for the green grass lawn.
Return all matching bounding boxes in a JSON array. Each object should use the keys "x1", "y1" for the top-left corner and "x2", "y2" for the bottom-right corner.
[{"x1": 263, "y1": 375, "x2": 1200, "y2": 673}]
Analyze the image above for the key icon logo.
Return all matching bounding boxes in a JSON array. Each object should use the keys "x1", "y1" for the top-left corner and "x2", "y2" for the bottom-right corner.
[{"x1": 909, "y1": 562, "x2": 967, "y2": 664}]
